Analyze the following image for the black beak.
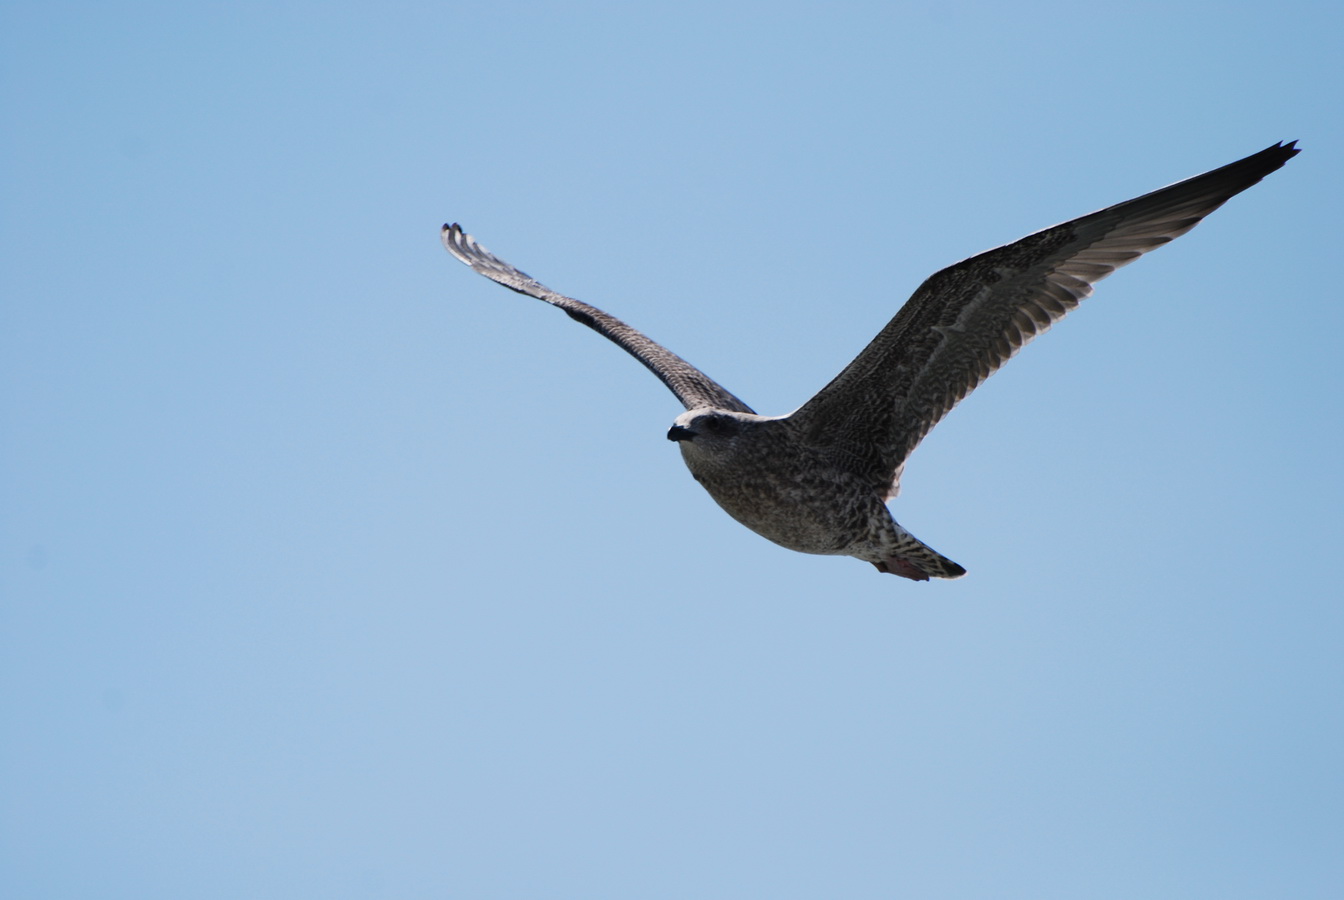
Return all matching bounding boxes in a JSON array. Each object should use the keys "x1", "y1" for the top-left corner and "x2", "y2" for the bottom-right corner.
[{"x1": 667, "y1": 424, "x2": 696, "y2": 442}]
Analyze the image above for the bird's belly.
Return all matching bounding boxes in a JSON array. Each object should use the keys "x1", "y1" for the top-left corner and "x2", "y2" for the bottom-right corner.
[{"x1": 689, "y1": 466, "x2": 874, "y2": 556}]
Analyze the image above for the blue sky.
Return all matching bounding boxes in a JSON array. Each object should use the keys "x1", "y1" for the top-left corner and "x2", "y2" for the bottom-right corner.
[{"x1": 2, "y1": 1, "x2": 1341, "y2": 897}]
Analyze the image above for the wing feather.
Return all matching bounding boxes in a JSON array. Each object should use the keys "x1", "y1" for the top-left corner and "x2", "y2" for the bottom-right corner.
[
  {"x1": 442, "y1": 224, "x2": 754, "y2": 414},
  {"x1": 790, "y1": 141, "x2": 1299, "y2": 498}
]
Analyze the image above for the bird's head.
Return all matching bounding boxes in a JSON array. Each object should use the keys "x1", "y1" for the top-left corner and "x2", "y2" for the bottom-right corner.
[{"x1": 667, "y1": 408, "x2": 774, "y2": 462}]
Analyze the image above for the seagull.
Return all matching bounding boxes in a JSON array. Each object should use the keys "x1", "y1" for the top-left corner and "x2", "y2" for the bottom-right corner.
[{"x1": 442, "y1": 142, "x2": 1298, "y2": 581}]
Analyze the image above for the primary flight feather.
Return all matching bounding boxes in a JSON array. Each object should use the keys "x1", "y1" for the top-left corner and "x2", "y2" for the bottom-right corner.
[{"x1": 443, "y1": 142, "x2": 1298, "y2": 581}]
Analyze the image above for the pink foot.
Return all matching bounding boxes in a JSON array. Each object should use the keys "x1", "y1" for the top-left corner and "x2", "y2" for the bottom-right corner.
[{"x1": 872, "y1": 558, "x2": 930, "y2": 581}]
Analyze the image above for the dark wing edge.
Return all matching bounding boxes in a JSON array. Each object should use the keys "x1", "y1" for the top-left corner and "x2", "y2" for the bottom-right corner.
[
  {"x1": 441, "y1": 224, "x2": 754, "y2": 414},
  {"x1": 791, "y1": 141, "x2": 1300, "y2": 498}
]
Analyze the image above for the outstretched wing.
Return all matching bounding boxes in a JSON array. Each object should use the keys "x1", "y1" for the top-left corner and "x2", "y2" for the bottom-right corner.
[
  {"x1": 442, "y1": 224, "x2": 754, "y2": 414},
  {"x1": 790, "y1": 141, "x2": 1299, "y2": 498}
]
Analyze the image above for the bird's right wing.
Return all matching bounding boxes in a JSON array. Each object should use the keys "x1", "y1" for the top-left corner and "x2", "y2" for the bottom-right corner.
[
  {"x1": 443, "y1": 224, "x2": 754, "y2": 414},
  {"x1": 790, "y1": 141, "x2": 1298, "y2": 498}
]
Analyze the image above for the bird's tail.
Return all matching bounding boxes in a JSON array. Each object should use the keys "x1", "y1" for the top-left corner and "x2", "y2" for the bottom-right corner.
[{"x1": 874, "y1": 529, "x2": 967, "y2": 581}]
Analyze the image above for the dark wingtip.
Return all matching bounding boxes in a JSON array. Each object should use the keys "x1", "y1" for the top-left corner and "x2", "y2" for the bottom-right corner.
[
  {"x1": 1258, "y1": 141, "x2": 1301, "y2": 170},
  {"x1": 441, "y1": 222, "x2": 471, "y2": 262}
]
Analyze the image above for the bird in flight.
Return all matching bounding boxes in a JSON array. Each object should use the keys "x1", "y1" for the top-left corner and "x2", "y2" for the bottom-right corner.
[{"x1": 443, "y1": 142, "x2": 1298, "y2": 581}]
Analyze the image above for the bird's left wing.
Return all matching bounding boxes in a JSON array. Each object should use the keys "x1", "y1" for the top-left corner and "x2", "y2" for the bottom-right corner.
[
  {"x1": 443, "y1": 224, "x2": 754, "y2": 414},
  {"x1": 790, "y1": 141, "x2": 1298, "y2": 498}
]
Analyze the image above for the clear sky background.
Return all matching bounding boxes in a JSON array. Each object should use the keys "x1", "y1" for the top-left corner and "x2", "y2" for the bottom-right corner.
[{"x1": 3, "y1": 2, "x2": 1341, "y2": 898}]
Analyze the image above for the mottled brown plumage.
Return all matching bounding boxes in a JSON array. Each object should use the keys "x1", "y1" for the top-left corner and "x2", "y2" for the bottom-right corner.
[{"x1": 443, "y1": 142, "x2": 1298, "y2": 580}]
